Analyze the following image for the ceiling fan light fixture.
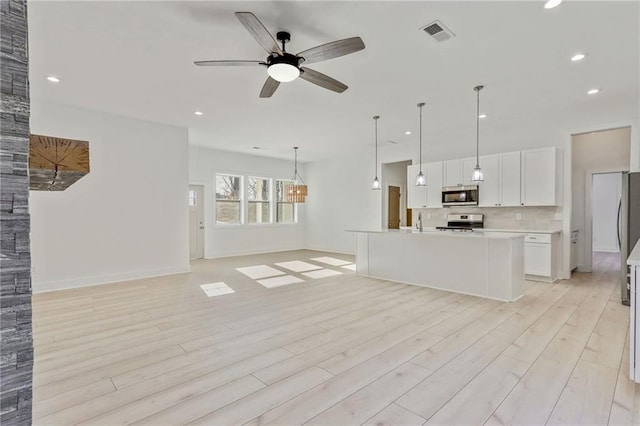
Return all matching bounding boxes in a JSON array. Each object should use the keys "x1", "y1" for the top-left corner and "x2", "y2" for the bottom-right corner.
[{"x1": 267, "y1": 62, "x2": 300, "y2": 82}]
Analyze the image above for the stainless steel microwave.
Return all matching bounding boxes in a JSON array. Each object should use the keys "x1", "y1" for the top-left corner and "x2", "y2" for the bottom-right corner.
[{"x1": 441, "y1": 185, "x2": 479, "y2": 206}]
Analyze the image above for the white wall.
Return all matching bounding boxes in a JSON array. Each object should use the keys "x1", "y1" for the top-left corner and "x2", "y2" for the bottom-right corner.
[
  {"x1": 592, "y1": 172, "x2": 622, "y2": 253},
  {"x1": 305, "y1": 150, "x2": 382, "y2": 254},
  {"x1": 571, "y1": 127, "x2": 630, "y2": 271},
  {"x1": 189, "y1": 145, "x2": 305, "y2": 258},
  {"x1": 30, "y1": 101, "x2": 190, "y2": 292},
  {"x1": 382, "y1": 161, "x2": 410, "y2": 228}
]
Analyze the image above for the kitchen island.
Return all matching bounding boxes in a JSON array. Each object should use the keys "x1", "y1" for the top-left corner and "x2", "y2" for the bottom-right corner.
[{"x1": 348, "y1": 229, "x2": 525, "y2": 302}]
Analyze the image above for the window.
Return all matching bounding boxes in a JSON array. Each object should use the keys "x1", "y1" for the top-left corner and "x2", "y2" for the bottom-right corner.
[
  {"x1": 248, "y1": 177, "x2": 271, "y2": 224},
  {"x1": 188, "y1": 190, "x2": 197, "y2": 207},
  {"x1": 276, "y1": 179, "x2": 296, "y2": 223},
  {"x1": 216, "y1": 174, "x2": 242, "y2": 224}
]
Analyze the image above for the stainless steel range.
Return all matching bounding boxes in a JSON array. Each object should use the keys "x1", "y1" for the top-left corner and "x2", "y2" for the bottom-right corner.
[{"x1": 436, "y1": 213, "x2": 484, "y2": 232}]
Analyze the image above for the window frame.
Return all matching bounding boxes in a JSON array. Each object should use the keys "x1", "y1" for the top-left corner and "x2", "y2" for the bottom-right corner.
[
  {"x1": 215, "y1": 173, "x2": 244, "y2": 225},
  {"x1": 247, "y1": 176, "x2": 272, "y2": 225},
  {"x1": 275, "y1": 179, "x2": 298, "y2": 224}
]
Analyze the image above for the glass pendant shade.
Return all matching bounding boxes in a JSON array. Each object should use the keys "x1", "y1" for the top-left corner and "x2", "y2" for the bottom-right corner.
[
  {"x1": 416, "y1": 171, "x2": 426, "y2": 186},
  {"x1": 472, "y1": 165, "x2": 484, "y2": 182},
  {"x1": 285, "y1": 147, "x2": 307, "y2": 203},
  {"x1": 372, "y1": 176, "x2": 381, "y2": 190},
  {"x1": 267, "y1": 63, "x2": 300, "y2": 82}
]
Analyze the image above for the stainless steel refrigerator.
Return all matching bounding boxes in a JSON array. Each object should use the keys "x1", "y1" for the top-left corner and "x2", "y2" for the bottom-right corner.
[{"x1": 619, "y1": 172, "x2": 640, "y2": 305}]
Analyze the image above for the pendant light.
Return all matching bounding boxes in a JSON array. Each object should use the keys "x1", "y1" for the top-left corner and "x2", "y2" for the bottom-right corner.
[
  {"x1": 286, "y1": 147, "x2": 308, "y2": 203},
  {"x1": 415, "y1": 102, "x2": 426, "y2": 186},
  {"x1": 472, "y1": 85, "x2": 484, "y2": 182},
  {"x1": 372, "y1": 115, "x2": 381, "y2": 190}
]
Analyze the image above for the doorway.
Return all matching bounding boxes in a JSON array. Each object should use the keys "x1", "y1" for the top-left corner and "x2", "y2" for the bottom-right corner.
[
  {"x1": 189, "y1": 185, "x2": 204, "y2": 260},
  {"x1": 388, "y1": 186, "x2": 401, "y2": 229}
]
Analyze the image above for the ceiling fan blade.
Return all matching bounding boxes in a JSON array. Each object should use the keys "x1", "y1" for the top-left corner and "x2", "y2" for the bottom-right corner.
[
  {"x1": 297, "y1": 37, "x2": 365, "y2": 65},
  {"x1": 235, "y1": 12, "x2": 283, "y2": 56},
  {"x1": 259, "y1": 77, "x2": 280, "y2": 98},
  {"x1": 299, "y1": 67, "x2": 348, "y2": 93},
  {"x1": 194, "y1": 60, "x2": 265, "y2": 66}
]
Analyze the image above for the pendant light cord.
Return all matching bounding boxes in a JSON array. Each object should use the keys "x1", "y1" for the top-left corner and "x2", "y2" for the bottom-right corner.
[
  {"x1": 474, "y1": 85, "x2": 483, "y2": 167},
  {"x1": 418, "y1": 103, "x2": 424, "y2": 173},
  {"x1": 374, "y1": 116, "x2": 379, "y2": 176}
]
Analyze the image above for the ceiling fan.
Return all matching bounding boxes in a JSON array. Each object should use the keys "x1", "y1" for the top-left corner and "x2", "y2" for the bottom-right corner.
[{"x1": 194, "y1": 12, "x2": 365, "y2": 98}]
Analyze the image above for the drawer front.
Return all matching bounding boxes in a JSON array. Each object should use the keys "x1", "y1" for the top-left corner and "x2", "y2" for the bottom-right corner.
[{"x1": 525, "y1": 234, "x2": 551, "y2": 243}]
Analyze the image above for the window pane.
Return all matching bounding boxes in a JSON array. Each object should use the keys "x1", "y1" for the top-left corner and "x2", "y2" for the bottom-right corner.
[
  {"x1": 248, "y1": 177, "x2": 270, "y2": 201},
  {"x1": 248, "y1": 202, "x2": 270, "y2": 223},
  {"x1": 188, "y1": 190, "x2": 196, "y2": 207},
  {"x1": 277, "y1": 202, "x2": 295, "y2": 223},
  {"x1": 216, "y1": 201, "x2": 240, "y2": 224},
  {"x1": 276, "y1": 180, "x2": 292, "y2": 202},
  {"x1": 216, "y1": 175, "x2": 241, "y2": 200}
]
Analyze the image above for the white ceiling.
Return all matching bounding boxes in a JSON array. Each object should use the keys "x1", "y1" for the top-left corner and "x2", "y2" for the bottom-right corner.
[{"x1": 29, "y1": 1, "x2": 639, "y2": 162}]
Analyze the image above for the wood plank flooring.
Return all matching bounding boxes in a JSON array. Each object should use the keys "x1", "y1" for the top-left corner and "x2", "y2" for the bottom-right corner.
[{"x1": 31, "y1": 250, "x2": 640, "y2": 425}]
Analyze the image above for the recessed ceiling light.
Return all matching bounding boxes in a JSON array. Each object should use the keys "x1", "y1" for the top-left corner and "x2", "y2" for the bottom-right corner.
[
  {"x1": 587, "y1": 88, "x2": 600, "y2": 95},
  {"x1": 405, "y1": 131, "x2": 412, "y2": 135},
  {"x1": 46, "y1": 75, "x2": 60, "y2": 83},
  {"x1": 544, "y1": 0, "x2": 562, "y2": 9},
  {"x1": 478, "y1": 114, "x2": 488, "y2": 119},
  {"x1": 571, "y1": 53, "x2": 587, "y2": 62},
  {"x1": 194, "y1": 111, "x2": 203, "y2": 116}
]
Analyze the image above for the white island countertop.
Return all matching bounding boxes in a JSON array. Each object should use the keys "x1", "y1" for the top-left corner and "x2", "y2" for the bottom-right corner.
[
  {"x1": 397, "y1": 227, "x2": 562, "y2": 235},
  {"x1": 628, "y1": 240, "x2": 640, "y2": 266},
  {"x1": 347, "y1": 228, "x2": 524, "y2": 239}
]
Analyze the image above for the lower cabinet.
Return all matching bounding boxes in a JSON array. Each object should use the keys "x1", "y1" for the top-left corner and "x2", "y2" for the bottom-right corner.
[{"x1": 524, "y1": 233, "x2": 559, "y2": 282}]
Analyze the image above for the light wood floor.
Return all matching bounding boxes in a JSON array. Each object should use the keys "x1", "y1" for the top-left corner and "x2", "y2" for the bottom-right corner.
[{"x1": 32, "y1": 250, "x2": 639, "y2": 425}]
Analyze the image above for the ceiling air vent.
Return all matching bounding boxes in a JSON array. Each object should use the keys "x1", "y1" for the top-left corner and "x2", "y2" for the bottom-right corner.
[{"x1": 421, "y1": 20, "x2": 455, "y2": 42}]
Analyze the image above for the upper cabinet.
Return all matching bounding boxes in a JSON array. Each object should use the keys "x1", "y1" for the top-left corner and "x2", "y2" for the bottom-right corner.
[
  {"x1": 425, "y1": 161, "x2": 443, "y2": 208},
  {"x1": 521, "y1": 147, "x2": 561, "y2": 206},
  {"x1": 479, "y1": 152, "x2": 522, "y2": 207},
  {"x1": 443, "y1": 158, "x2": 476, "y2": 187},
  {"x1": 406, "y1": 163, "x2": 427, "y2": 209}
]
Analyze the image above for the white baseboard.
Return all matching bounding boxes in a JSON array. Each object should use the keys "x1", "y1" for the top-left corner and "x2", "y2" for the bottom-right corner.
[
  {"x1": 205, "y1": 247, "x2": 305, "y2": 259},
  {"x1": 303, "y1": 247, "x2": 355, "y2": 256},
  {"x1": 33, "y1": 264, "x2": 191, "y2": 293}
]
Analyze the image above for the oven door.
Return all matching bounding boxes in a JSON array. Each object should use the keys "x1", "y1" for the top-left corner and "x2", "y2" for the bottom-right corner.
[{"x1": 441, "y1": 186, "x2": 479, "y2": 206}]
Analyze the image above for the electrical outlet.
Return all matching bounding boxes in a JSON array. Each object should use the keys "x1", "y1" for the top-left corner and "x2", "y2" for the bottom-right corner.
[{"x1": 516, "y1": 213, "x2": 522, "y2": 221}]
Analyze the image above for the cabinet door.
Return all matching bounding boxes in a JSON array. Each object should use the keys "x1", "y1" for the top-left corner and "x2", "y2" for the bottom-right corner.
[
  {"x1": 406, "y1": 164, "x2": 427, "y2": 208},
  {"x1": 500, "y1": 151, "x2": 521, "y2": 206},
  {"x1": 443, "y1": 159, "x2": 461, "y2": 187},
  {"x1": 426, "y1": 161, "x2": 443, "y2": 208},
  {"x1": 478, "y1": 154, "x2": 500, "y2": 207},
  {"x1": 462, "y1": 157, "x2": 477, "y2": 186},
  {"x1": 524, "y1": 243, "x2": 551, "y2": 276},
  {"x1": 521, "y1": 148, "x2": 556, "y2": 206}
]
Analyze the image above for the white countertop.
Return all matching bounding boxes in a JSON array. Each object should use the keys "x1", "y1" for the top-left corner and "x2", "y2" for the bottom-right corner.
[
  {"x1": 397, "y1": 226, "x2": 560, "y2": 235},
  {"x1": 347, "y1": 228, "x2": 524, "y2": 240},
  {"x1": 628, "y1": 240, "x2": 640, "y2": 266}
]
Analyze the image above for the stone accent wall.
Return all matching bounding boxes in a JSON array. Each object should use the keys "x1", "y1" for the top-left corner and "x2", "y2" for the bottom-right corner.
[{"x1": 0, "y1": 0, "x2": 33, "y2": 424}]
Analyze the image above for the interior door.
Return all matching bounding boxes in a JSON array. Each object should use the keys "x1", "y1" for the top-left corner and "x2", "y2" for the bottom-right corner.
[
  {"x1": 189, "y1": 185, "x2": 204, "y2": 260},
  {"x1": 388, "y1": 186, "x2": 401, "y2": 229}
]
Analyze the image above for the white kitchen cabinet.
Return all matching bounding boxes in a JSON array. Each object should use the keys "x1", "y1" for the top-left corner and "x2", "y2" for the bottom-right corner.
[
  {"x1": 501, "y1": 152, "x2": 522, "y2": 206},
  {"x1": 406, "y1": 163, "x2": 427, "y2": 208},
  {"x1": 478, "y1": 152, "x2": 521, "y2": 207},
  {"x1": 521, "y1": 147, "x2": 561, "y2": 206},
  {"x1": 478, "y1": 154, "x2": 500, "y2": 207},
  {"x1": 444, "y1": 158, "x2": 475, "y2": 187},
  {"x1": 524, "y1": 233, "x2": 560, "y2": 282},
  {"x1": 425, "y1": 161, "x2": 443, "y2": 208}
]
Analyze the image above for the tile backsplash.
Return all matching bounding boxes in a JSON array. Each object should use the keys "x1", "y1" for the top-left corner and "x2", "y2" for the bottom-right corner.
[{"x1": 413, "y1": 206, "x2": 562, "y2": 231}]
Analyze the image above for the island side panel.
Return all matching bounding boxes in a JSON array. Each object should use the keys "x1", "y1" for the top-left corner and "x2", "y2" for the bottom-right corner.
[
  {"x1": 487, "y1": 236, "x2": 525, "y2": 301},
  {"x1": 367, "y1": 233, "x2": 489, "y2": 298},
  {"x1": 355, "y1": 232, "x2": 369, "y2": 275}
]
